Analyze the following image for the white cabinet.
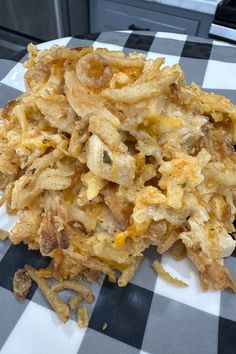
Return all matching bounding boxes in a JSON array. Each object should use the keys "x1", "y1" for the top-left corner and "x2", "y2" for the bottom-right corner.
[{"x1": 90, "y1": 0, "x2": 214, "y2": 37}]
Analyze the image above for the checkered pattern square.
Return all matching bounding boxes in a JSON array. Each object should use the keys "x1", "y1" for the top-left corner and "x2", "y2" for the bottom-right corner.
[
  {"x1": 142, "y1": 294, "x2": 219, "y2": 354},
  {"x1": 0, "y1": 31, "x2": 236, "y2": 354}
]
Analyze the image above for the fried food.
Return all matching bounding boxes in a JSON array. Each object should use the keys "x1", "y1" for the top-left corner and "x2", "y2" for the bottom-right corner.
[
  {"x1": 76, "y1": 53, "x2": 112, "y2": 88},
  {"x1": 152, "y1": 260, "x2": 188, "y2": 287},
  {"x1": 68, "y1": 294, "x2": 83, "y2": 310},
  {"x1": 25, "y1": 265, "x2": 70, "y2": 323},
  {"x1": 51, "y1": 279, "x2": 95, "y2": 303},
  {"x1": 1, "y1": 43, "x2": 236, "y2": 324},
  {"x1": 118, "y1": 256, "x2": 143, "y2": 287},
  {"x1": 13, "y1": 268, "x2": 32, "y2": 300},
  {"x1": 78, "y1": 306, "x2": 89, "y2": 328},
  {"x1": 0, "y1": 229, "x2": 9, "y2": 240}
]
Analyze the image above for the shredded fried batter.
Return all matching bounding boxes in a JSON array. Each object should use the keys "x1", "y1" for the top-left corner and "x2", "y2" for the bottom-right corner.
[
  {"x1": 68, "y1": 294, "x2": 83, "y2": 310},
  {"x1": 0, "y1": 229, "x2": 9, "y2": 240},
  {"x1": 78, "y1": 306, "x2": 89, "y2": 328},
  {"x1": 13, "y1": 268, "x2": 32, "y2": 300},
  {"x1": 0, "y1": 43, "x2": 236, "y2": 323},
  {"x1": 25, "y1": 265, "x2": 70, "y2": 323},
  {"x1": 51, "y1": 279, "x2": 95, "y2": 303},
  {"x1": 152, "y1": 260, "x2": 188, "y2": 287}
]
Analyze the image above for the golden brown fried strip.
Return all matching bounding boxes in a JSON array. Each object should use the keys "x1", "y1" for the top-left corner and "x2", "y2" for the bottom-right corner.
[
  {"x1": 10, "y1": 206, "x2": 41, "y2": 246},
  {"x1": 0, "y1": 229, "x2": 9, "y2": 240},
  {"x1": 36, "y1": 262, "x2": 54, "y2": 279},
  {"x1": 95, "y1": 48, "x2": 145, "y2": 68},
  {"x1": 51, "y1": 280, "x2": 95, "y2": 303},
  {"x1": 25, "y1": 265, "x2": 70, "y2": 323},
  {"x1": 68, "y1": 294, "x2": 83, "y2": 310},
  {"x1": 24, "y1": 61, "x2": 50, "y2": 89},
  {"x1": 78, "y1": 306, "x2": 89, "y2": 328},
  {"x1": 37, "y1": 45, "x2": 92, "y2": 64},
  {"x1": 134, "y1": 58, "x2": 165, "y2": 84},
  {"x1": 181, "y1": 83, "x2": 236, "y2": 121},
  {"x1": 88, "y1": 115, "x2": 121, "y2": 150},
  {"x1": 79, "y1": 257, "x2": 116, "y2": 283},
  {"x1": 100, "y1": 72, "x2": 179, "y2": 103},
  {"x1": 0, "y1": 182, "x2": 13, "y2": 208},
  {"x1": 101, "y1": 183, "x2": 133, "y2": 227},
  {"x1": 170, "y1": 240, "x2": 186, "y2": 261},
  {"x1": 186, "y1": 246, "x2": 209, "y2": 273},
  {"x1": 64, "y1": 250, "x2": 116, "y2": 283},
  {"x1": 6, "y1": 197, "x2": 17, "y2": 215},
  {"x1": 1, "y1": 99, "x2": 18, "y2": 120},
  {"x1": 81, "y1": 269, "x2": 100, "y2": 283},
  {"x1": 201, "y1": 261, "x2": 236, "y2": 292},
  {"x1": 118, "y1": 256, "x2": 143, "y2": 287},
  {"x1": 157, "y1": 230, "x2": 179, "y2": 254},
  {"x1": 152, "y1": 260, "x2": 188, "y2": 288}
]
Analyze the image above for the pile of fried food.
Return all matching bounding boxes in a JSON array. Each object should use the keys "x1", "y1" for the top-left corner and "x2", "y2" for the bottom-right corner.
[{"x1": 0, "y1": 43, "x2": 236, "y2": 324}]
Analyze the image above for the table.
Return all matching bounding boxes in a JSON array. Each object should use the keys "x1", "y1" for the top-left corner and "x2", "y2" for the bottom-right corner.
[{"x1": 0, "y1": 31, "x2": 236, "y2": 354}]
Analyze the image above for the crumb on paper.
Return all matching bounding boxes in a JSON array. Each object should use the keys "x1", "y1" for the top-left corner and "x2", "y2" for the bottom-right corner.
[{"x1": 102, "y1": 322, "x2": 108, "y2": 331}]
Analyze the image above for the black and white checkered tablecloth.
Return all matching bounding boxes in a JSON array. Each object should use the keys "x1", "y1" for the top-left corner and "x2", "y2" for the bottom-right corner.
[{"x1": 0, "y1": 31, "x2": 236, "y2": 354}]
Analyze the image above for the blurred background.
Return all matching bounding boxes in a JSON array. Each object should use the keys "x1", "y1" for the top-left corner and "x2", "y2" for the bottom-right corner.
[{"x1": 0, "y1": 0, "x2": 235, "y2": 58}]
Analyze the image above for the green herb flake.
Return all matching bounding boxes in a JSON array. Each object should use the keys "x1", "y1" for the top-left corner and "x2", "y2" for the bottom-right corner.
[
  {"x1": 103, "y1": 150, "x2": 112, "y2": 165},
  {"x1": 178, "y1": 182, "x2": 187, "y2": 188},
  {"x1": 187, "y1": 143, "x2": 195, "y2": 151}
]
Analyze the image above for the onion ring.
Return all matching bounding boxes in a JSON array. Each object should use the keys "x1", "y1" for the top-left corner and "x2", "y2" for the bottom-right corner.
[{"x1": 76, "y1": 53, "x2": 112, "y2": 89}]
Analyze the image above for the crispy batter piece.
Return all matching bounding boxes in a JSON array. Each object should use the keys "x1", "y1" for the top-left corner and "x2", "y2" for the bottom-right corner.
[
  {"x1": 64, "y1": 250, "x2": 116, "y2": 283},
  {"x1": 152, "y1": 260, "x2": 188, "y2": 288},
  {"x1": 170, "y1": 240, "x2": 187, "y2": 261},
  {"x1": 38, "y1": 205, "x2": 70, "y2": 255},
  {"x1": 24, "y1": 61, "x2": 50, "y2": 89},
  {"x1": 13, "y1": 268, "x2": 32, "y2": 300},
  {"x1": 200, "y1": 261, "x2": 236, "y2": 292},
  {"x1": 25, "y1": 265, "x2": 70, "y2": 323},
  {"x1": 0, "y1": 229, "x2": 9, "y2": 240},
  {"x1": 78, "y1": 306, "x2": 89, "y2": 328},
  {"x1": 68, "y1": 294, "x2": 83, "y2": 310},
  {"x1": 51, "y1": 279, "x2": 95, "y2": 303},
  {"x1": 118, "y1": 256, "x2": 143, "y2": 287},
  {"x1": 101, "y1": 183, "x2": 133, "y2": 227}
]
